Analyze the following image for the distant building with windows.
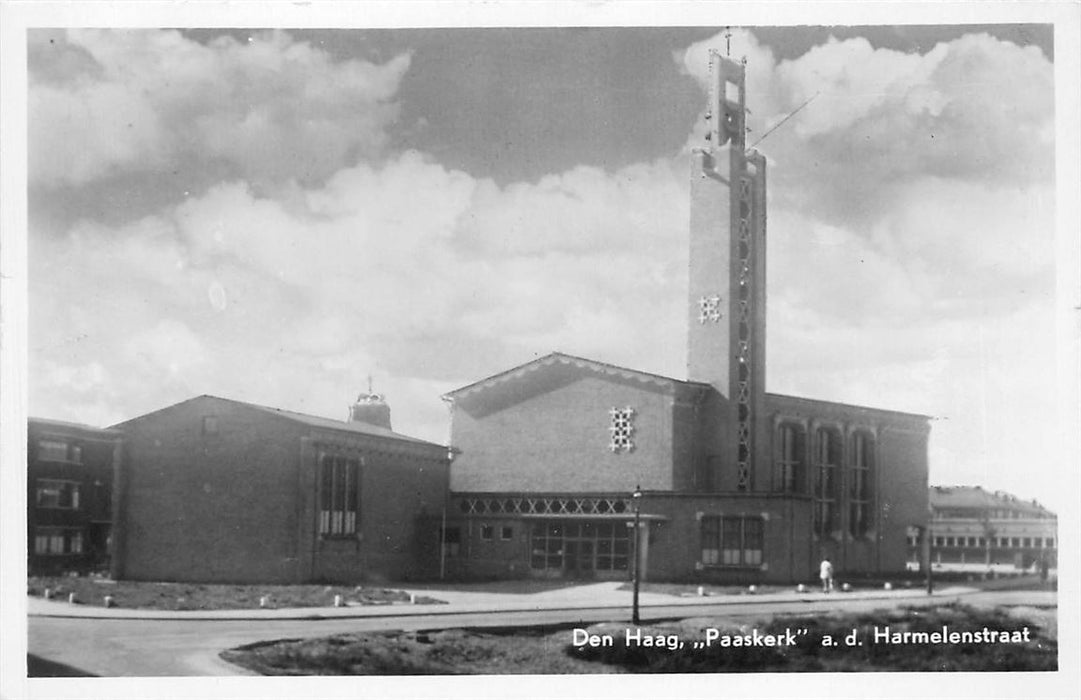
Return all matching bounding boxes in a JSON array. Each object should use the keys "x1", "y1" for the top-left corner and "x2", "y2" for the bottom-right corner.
[
  {"x1": 439, "y1": 54, "x2": 930, "y2": 584},
  {"x1": 908, "y1": 486, "x2": 1057, "y2": 570},
  {"x1": 108, "y1": 394, "x2": 450, "y2": 584},
  {"x1": 28, "y1": 418, "x2": 121, "y2": 575}
]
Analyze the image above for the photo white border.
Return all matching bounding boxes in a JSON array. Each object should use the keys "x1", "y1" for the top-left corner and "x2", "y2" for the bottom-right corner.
[{"x1": 2, "y1": 2, "x2": 1078, "y2": 699}]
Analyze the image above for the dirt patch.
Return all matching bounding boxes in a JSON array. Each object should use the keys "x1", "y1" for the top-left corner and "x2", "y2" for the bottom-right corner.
[
  {"x1": 222, "y1": 603, "x2": 1056, "y2": 674},
  {"x1": 222, "y1": 628, "x2": 611, "y2": 675},
  {"x1": 28, "y1": 576, "x2": 445, "y2": 610}
]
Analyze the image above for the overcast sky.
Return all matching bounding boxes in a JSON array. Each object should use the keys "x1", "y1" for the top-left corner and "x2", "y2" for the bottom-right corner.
[{"x1": 26, "y1": 25, "x2": 1062, "y2": 510}]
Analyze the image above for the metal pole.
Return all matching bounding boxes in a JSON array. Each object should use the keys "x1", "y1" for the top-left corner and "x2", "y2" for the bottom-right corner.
[
  {"x1": 632, "y1": 485, "x2": 642, "y2": 625},
  {"x1": 923, "y1": 525, "x2": 933, "y2": 595},
  {"x1": 440, "y1": 506, "x2": 447, "y2": 581}
]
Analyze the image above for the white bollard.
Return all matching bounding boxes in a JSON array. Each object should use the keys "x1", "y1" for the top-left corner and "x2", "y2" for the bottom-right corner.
[
  {"x1": 104, "y1": 595, "x2": 115, "y2": 608},
  {"x1": 43, "y1": 588, "x2": 53, "y2": 600},
  {"x1": 748, "y1": 585, "x2": 757, "y2": 594},
  {"x1": 68, "y1": 593, "x2": 77, "y2": 604},
  {"x1": 333, "y1": 594, "x2": 343, "y2": 607},
  {"x1": 259, "y1": 595, "x2": 270, "y2": 608},
  {"x1": 409, "y1": 593, "x2": 417, "y2": 604},
  {"x1": 696, "y1": 585, "x2": 705, "y2": 597},
  {"x1": 796, "y1": 583, "x2": 806, "y2": 593}
]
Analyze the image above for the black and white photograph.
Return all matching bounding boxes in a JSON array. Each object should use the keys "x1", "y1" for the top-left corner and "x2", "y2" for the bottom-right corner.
[{"x1": 1, "y1": 2, "x2": 1078, "y2": 698}]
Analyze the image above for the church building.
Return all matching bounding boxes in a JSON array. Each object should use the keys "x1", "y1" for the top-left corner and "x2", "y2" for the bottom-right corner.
[{"x1": 441, "y1": 53, "x2": 931, "y2": 583}]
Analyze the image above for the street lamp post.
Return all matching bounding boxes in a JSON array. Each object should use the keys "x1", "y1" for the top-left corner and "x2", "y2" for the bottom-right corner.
[
  {"x1": 923, "y1": 524, "x2": 933, "y2": 595},
  {"x1": 632, "y1": 484, "x2": 642, "y2": 625}
]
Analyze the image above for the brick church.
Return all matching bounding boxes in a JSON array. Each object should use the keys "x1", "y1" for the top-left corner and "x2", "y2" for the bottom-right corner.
[
  {"x1": 439, "y1": 53, "x2": 930, "y2": 583},
  {"x1": 58, "y1": 53, "x2": 929, "y2": 586}
]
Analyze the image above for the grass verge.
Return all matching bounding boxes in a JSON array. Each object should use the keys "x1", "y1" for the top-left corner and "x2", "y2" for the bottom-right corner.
[
  {"x1": 28, "y1": 576, "x2": 445, "y2": 610},
  {"x1": 221, "y1": 602, "x2": 1056, "y2": 674}
]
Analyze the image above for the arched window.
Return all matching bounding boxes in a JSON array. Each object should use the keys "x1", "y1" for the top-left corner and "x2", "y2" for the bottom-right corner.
[
  {"x1": 849, "y1": 432, "x2": 874, "y2": 537},
  {"x1": 813, "y1": 428, "x2": 841, "y2": 536},
  {"x1": 775, "y1": 423, "x2": 805, "y2": 493}
]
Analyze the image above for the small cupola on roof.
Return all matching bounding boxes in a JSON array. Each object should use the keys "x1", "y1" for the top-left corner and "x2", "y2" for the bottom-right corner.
[{"x1": 348, "y1": 384, "x2": 392, "y2": 430}]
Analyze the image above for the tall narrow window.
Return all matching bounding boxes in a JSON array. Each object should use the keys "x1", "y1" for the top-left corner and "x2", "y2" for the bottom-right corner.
[
  {"x1": 318, "y1": 455, "x2": 361, "y2": 537},
  {"x1": 776, "y1": 424, "x2": 805, "y2": 493},
  {"x1": 849, "y1": 432, "x2": 874, "y2": 537},
  {"x1": 701, "y1": 515, "x2": 721, "y2": 565},
  {"x1": 813, "y1": 428, "x2": 841, "y2": 536}
]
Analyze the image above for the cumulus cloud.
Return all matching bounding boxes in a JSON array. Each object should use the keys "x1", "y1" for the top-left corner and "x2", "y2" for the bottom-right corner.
[
  {"x1": 29, "y1": 29, "x2": 410, "y2": 187},
  {"x1": 29, "y1": 148, "x2": 689, "y2": 439},
  {"x1": 677, "y1": 29, "x2": 1058, "y2": 507},
  {"x1": 27, "y1": 27, "x2": 1062, "y2": 509},
  {"x1": 677, "y1": 29, "x2": 1054, "y2": 225}
]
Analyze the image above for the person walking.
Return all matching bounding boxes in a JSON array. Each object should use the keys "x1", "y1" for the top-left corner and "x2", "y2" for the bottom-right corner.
[{"x1": 819, "y1": 557, "x2": 834, "y2": 593}]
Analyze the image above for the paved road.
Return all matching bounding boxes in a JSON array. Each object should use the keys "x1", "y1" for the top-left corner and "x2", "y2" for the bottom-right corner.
[{"x1": 27, "y1": 587, "x2": 1056, "y2": 677}]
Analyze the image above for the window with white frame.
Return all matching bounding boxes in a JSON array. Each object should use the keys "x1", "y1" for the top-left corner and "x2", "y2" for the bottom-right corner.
[
  {"x1": 701, "y1": 515, "x2": 763, "y2": 567},
  {"x1": 35, "y1": 479, "x2": 80, "y2": 510},
  {"x1": 318, "y1": 455, "x2": 360, "y2": 537},
  {"x1": 33, "y1": 527, "x2": 83, "y2": 555},
  {"x1": 37, "y1": 439, "x2": 82, "y2": 464}
]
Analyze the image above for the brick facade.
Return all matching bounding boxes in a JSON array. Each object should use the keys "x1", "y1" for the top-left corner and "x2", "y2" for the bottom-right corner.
[{"x1": 111, "y1": 396, "x2": 449, "y2": 584}]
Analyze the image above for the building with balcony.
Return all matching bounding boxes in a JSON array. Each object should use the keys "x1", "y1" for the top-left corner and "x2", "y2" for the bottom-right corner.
[{"x1": 27, "y1": 418, "x2": 122, "y2": 575}]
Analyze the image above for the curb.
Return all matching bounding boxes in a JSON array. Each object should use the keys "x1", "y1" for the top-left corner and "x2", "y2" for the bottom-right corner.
[{"x1": 27, "y1": 588, "x2": 981, "y2": 622}]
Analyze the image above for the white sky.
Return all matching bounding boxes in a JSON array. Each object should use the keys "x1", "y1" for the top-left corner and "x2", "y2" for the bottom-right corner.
[{"x1": 12, "y1": 20, "x2": 1075, "y2": 518}]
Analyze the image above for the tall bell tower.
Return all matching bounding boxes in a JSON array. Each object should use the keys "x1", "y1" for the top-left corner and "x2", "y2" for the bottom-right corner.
[{"x1": 688, "y1": 51, "x2": 768, "y2": 492}]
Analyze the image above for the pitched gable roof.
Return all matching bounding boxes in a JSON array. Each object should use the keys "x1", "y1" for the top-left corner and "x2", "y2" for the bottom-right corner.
[
  {"x1": 444, "y1": 351, "x2": 710, "y2": 414},
  {"x1": 931, "y1": 485, "x2": 1055, "y2": 517},
  {"x1": 112, "y1": 395, "x2": 444, "y2": 449}
]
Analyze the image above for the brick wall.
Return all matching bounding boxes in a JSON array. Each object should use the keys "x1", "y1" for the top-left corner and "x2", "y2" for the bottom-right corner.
[
  {"x1": 451, "y1": 375, "x2": 676, "y2": 492},
  {"x1": 312, "y1": 446, "x2": 448, "y2": 583},
  {"x1": 643, "y1": 494, "x2": 815, "y2": 584},
  {"x1": 114, "y1": 398, "x2": 306, "y2": 583},
  {"x1": 876, "y1": 427, "x2": 930, "y2": 572}
]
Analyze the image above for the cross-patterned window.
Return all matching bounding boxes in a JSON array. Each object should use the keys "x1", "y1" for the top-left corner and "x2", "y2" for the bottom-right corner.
[
  {"x1": 697, "y1": 294, "x2": 722, "y2": 323},
  {"x1": 609, "y1": 407, "x2": 635, "y2": 453}
]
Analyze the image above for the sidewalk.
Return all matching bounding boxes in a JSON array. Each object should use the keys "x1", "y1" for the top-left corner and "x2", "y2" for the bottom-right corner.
[{"x1": 27, "y1": 581, "x2": 988, "y2": 621}]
